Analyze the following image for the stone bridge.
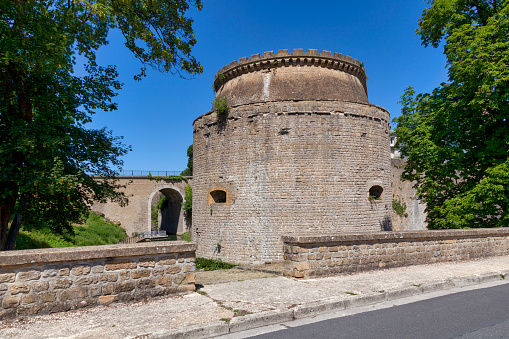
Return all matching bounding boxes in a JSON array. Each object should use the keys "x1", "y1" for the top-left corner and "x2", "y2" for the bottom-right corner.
[{"x1": 92, "y1": 177, "x2": 192, "y2": 236}]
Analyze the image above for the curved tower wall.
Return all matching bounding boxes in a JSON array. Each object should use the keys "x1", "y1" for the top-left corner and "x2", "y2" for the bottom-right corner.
[{"x1": 193, "y1": 49, "x2": 392, "y2": 264}]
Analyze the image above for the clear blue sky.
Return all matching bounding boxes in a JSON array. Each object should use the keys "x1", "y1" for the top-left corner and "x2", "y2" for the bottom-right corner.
[{"x1": 88, "y1": 0, "x2": 448, "y2": 172}]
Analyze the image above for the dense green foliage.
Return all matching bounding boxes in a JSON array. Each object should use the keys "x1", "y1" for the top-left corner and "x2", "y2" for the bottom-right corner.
[
  {"x1": 182, "y1": 184, "x2": 192, "y2": 216},
  {"x1": 0, "y1": 0, "x2": 203, "y2": 250},
  {"x1": 74, "y1": 213, "x2": 127, "y2": 246},
  {"x1": 180, "y1": 145, "x2": 193, "y2": 176},
  {"x1": 393, "y1": 0, "x2": 509, "y2": 229},
  {"x1": 195, "y1": 257, "x2": 237, "y2": 271},
  {"x1": 15, "y1": 213, "x2": 127, "y2": 250}
]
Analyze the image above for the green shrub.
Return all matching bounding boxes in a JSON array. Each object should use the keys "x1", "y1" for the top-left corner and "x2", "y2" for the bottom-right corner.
[
  {"x1": 392, "y1": 197, "x2": 408, "y2": 217},
  {"x1": 195, "y1": 257, "x2": 237, "y2": 271},
  {"x1": 74, "y1": 213, "x2": 127, "y2": 246},
  {"x1": 212, "y1": 97, "x2": 229, "y2": 115}
]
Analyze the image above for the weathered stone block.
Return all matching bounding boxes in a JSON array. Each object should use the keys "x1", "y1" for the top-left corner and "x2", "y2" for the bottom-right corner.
[
  {"x1": 165, "y1": 266, "x2": 181, "y2": 274},
  {"x1": 59, "y1": 287, "x2": 88, "y2": 301},
  {"x1": 132, "y1": 270, "x2": 150, "y2": 279},
  {"x1": 176, "y1": 285, "x2": 195, "y2": 293},
  {"x1": 151, "y1": 268, "x2": 164, "y2": 276},
  {"x1": 102, "y1": 284, "x2": 114, "y2": 295},
  {"x1": 17, "y1": 269, "x2": 41, "y2": 282},
  {"x1": 10, "y1": 283, "x2": 30, "y2": 295},
  {"x1": 296, "y1": 262, "x2": 310, "y2": 271},
  {"x1": 53, "y1": 278, "x2": 72, "y2": 289},
  {"x1": 100, "y1": 273, "x2": 118, "y2": 283},
  {"x1": 42, "y1": 266, "x2": 59, "y2": 278},
  {"x1": 17, "y1": 303, "x2": 46, "y2": 316},
  {"x1": 158, "y1": 256, "x2": 176, "y2": 266},
  {"x1": 41, "y1": 292, "x2": 56, "y2": 302},
  {"x1": 113, "y1": 281, "x2": 135, "y2": 293},
  {"x1": 71, "y1": 265, "x2": 91, "y2": 276},
  {"x1": 2, "y1": 296, "x2": 20, "y2": 308},
  {"x1": 135, "y1": 278, "x2": 156, "y2": 289},
  {"x1": 89, "y1": 286, "x2": 102, "y2": 297},
  {"x1": 98, "y1": 295, "x2": 117, "y2": 305},
  {"x1": 75, "y1": 276, "x2": 99, "y2": 286},
  {"x1": 120, "y1": 271, "x2": 130, "y2": 280},
  {"x1": 138, "y1": 258, "x2": 156, "y2": 268},
  {"x1": 21, "y1": 294, "x2": 40, "y2": 305},
  {"x1": 182, "y1": 264, "x2": 194, "y2": 273},
  {"x1": 47, "y1": 301, "x2": 71, "y2": 314},
  {"x1": 32, "y1": 281, "x2": 49, "y2": 292},
  {"x1": 59, "y1": 268, "x2": 70, "y2": 276},
  {"x1": 0, "y1": 273, "x2": 15, "y2": 283},
  {"x1": 105, "y1": 259, "x2": 137, "y2": 271},
  {"x1": 91, "y1": 265, "x2": 104, "y2": 274},
  {"x1": 156, "y1": 276, "x2": 172, "y2": 287}
]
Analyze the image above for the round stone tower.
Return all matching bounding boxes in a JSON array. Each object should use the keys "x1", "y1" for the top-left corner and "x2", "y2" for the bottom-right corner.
[{"x1": 192, "y1": 49, "x2": 391, "y2": 265}]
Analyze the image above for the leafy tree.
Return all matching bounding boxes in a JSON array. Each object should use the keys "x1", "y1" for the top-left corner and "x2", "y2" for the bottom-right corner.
[
  {"x1": 180, "y1": 144, "x2": 193, "y2": 176},
  {"x1": 0, "y1": 0, "x2": 203, "y2": 250},
  {"x1": 393, "y1": 0, "x2": 509, "y2": 229}
]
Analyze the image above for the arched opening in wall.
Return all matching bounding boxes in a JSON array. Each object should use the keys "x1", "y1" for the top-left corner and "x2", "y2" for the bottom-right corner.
[
  {"x1": 209, "y1": 189, "x2": 227, "y2": 204},
  {"x1": 369, "y1": 185, "x2": 383, "y2": 201},
  {"x1": 150, "y1": 188, "x2": 183, "y2": 235}
]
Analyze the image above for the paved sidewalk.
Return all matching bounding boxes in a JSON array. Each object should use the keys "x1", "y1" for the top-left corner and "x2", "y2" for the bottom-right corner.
[{"x1": 1, "y1": 256, "x2": 508, "y2": 339}]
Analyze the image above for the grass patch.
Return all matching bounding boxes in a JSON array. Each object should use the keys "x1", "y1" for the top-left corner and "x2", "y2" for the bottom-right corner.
[
  {"x1": 73, "y1": 213, "x2": 127, "y2": 246},
  {"x1": 196, "y1": 257, "x2": 237, "y2": 271},
  {"x1": 15, "y1": 213, "x2": 127, "y2": 250},
  {"x1": 345, "y1": 292, "x2": 358, "y2": 295},
  {"x1": 180, "y1": 232, "x2": 192, "y2": 242},
  {"x1": 16, "y1": 229, "x2": 75, "y2": 250}
]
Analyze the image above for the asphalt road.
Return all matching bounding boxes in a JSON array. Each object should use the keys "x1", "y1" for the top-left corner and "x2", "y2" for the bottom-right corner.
[{"x1": 251, "y1": 283, "x2": 509, "y2": 339}]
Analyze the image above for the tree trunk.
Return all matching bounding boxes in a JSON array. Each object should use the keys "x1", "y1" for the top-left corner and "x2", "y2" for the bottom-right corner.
[{"x1": 2, "y1": 213, "x2": 22, "y2": 251}]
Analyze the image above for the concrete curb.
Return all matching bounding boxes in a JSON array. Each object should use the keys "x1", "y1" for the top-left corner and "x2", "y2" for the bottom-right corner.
[
  {"x1": 229, "y1": 309, "x2": 294, "y2": 333},
  {"x1": 150, "y1": 321, "x2": 229, "y2": 339},
  {"x1": 144, "y1": 271, "x2": 509, "y2": 339}
]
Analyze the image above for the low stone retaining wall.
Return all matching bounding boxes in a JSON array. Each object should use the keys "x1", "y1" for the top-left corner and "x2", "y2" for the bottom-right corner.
[
  {"x1": 0, "y1": 241, "x2": 196, "y2": 319},
  {"x1": 282, "y1": 228, "x2": 509, "y2": 278}
]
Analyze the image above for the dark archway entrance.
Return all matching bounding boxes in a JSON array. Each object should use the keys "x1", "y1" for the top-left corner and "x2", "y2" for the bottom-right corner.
[{"x1": 151, "y1": 188, "x2": 183, "y2": 235}]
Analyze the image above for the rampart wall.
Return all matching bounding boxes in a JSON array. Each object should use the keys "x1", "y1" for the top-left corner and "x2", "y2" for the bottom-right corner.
[
  {"x1": 92, "y1": 177, "x2": 191, "y2": 236},
  {"x1": 391, "y1": 158, "x2": 427, "y2": 231},
  {"x1": 0, "y1": 242, "x2": 195, "y2": 319},
  {"x1": 282, "y1": 228, "x2": 509, "y2": 278}
]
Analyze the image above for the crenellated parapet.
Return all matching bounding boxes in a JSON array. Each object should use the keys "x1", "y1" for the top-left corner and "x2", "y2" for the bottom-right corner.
[{"x1": 213, "y1": 49, "x2": 367, "y2": 94}]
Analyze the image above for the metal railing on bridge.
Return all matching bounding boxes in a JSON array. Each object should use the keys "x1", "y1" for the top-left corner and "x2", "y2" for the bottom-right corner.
[{"x1": 118, "y1": 170, "x2": 183, "y2": 177}]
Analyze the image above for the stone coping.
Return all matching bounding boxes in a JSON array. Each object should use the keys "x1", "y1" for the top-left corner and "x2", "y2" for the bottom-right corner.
[
  {"x1": 193, "y1": 99, "x2": 390, "y2": 126},
  {"x1": 213, "y1": 49, "x2": 366, "y2": 92},
  {"x1": 282, "y1": 228, "x2": 509, "y2": 245},
  {"x1": 0, "y1": 241, "x2": 196, "y2": 268}
]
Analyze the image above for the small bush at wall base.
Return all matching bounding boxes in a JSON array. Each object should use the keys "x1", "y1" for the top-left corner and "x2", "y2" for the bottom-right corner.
[{"x1": 196, "y1": 257, "x2": 237, "y2": 271}]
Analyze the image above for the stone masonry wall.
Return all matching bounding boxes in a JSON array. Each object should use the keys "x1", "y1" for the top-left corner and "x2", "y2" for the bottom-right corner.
[
  {"x1": 193, "y1": 100, "x2": 392, "y2": 265},
  {"x1": 0, "y1": 242, "x2": 196, "y2": 319},
  {"x1": 391, "y1": 158, "x2": 427, "y2": 231},
  {"x1": 282, "y1": 228, "x2": 509, "y2": 278}
]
